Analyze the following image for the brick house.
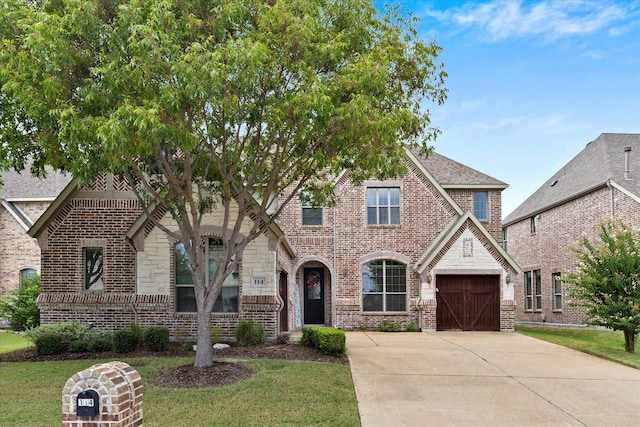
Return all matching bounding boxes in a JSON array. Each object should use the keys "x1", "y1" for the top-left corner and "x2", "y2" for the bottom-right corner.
[
  {"x1": 0, "y1": 168, "x2": 70, "y2": 299},
  {"x1": 502, "y1": 133, "x2": 640, "y2": 326},
  {"x1": 29, "y1": 149, "x2": 520, "y2": 339}
]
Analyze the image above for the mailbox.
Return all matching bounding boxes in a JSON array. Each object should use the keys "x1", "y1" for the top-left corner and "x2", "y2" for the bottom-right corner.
[{"x1": 76, "y1": 389, "x2": 100, "y2": 417}]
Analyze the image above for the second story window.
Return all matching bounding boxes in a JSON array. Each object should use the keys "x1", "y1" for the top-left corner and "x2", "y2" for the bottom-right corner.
[
  {"x1": 473, "y1": 192, "x2": 488, "y2": 221},
  {"x1": 302, "y1": 200, "x2": 323, "y2": 226},
  {"x1": 367, "y1": 187, "x2": 400, "y2": 225}
]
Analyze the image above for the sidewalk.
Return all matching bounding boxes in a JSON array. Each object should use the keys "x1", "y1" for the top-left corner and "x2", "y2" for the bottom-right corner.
[{"x1": 347, "y1": 331, "x2": 640, "y2": 427}]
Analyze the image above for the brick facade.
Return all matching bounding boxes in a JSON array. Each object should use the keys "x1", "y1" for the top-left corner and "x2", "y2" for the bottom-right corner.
[
  {"x1": 506, "y1": 186, "x2": 640, "y2": 325},
  {"x1": 34, "y1": 152, "x2": 518, "y2": 338}
]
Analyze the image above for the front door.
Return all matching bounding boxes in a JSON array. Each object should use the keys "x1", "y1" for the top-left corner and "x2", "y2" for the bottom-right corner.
[
  {"x1": 279, "y1": 272, "x2": 288, "y2": 333},
  {"x1": 304, "y1": 268, "x2": 325, "y2": 324}
]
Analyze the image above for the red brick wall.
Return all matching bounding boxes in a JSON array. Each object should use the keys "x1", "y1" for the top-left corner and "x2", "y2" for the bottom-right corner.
[{"x1": 506, "y1": 186, "x2": 640, "y2": 325}]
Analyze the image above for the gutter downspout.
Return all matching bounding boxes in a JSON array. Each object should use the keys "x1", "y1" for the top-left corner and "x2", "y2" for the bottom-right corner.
[
  {"x1": 332, "y1": 205, "x2": 337, "y2": 328},
  {"x1": 607, "y1": 180, "x2": 614, "y2": 218}
]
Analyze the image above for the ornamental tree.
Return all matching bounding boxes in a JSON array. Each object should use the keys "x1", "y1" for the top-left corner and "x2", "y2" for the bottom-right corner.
[
  {"x1": 565, "y1": 219, "x2": 640, "y2": 353},
  {"x1": 0, "y1": 0, "x2": 447, "y2": 367}
]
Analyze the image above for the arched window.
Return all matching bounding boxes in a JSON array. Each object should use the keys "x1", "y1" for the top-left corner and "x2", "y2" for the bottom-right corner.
[
  {"x1": 362, "y1": 260, "x2": 406, "y2": 312},
  {"x1": 175, "y1": 238, "x2": 239, "y2": 313},
  {"x1": 19, "y1": 268, "x2": 37, "y2": 288}
]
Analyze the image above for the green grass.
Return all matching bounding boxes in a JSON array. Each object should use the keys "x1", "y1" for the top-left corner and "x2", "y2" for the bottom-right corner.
[
  {"x1": 516, "y1": 324, "x2": 640, "y2": 369},
  {"x1": 0, "y1": 356, "x2": 359, "y2": 426},
  {"x1": 0, "y1": 331, "x2": 33, "y2": 354}
]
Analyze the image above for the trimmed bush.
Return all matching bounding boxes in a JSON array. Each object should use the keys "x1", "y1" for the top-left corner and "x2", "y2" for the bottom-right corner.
[
  {"x1": 88, "y1": 337, "x2": 113, "y2": 353},
  {"x1": 380, "y1": 319, "x2": 401, "y2": 332},
  {"x1": 113, "y1": 329, "x2": 138, "y2": 353},
  {"x1": 35, "y1": 333, "x2": 64, "y2": 356},
  {"x1": 301, "y1": 326, "x2": 346, "y2": 356},
  {"x1": 24, "y1": 322, "x2": 94, "y2": 345},
  {"x1": 235, "y1": 320, "x2": 266, "y2": 346},
  {"x1": 143, "y1": 326, "x2": 170, "y2": 351},
  {"x1": 129, "y1": 323, "x2": 144, "y2": 346},
  {"x1": 68, "y1": 340, "x2": 90, "y2": 353}
]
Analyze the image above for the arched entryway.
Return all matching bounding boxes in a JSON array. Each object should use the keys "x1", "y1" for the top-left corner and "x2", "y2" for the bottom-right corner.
[{"x1": 295, "y1": 260, "x2": 332, "y2": 327}]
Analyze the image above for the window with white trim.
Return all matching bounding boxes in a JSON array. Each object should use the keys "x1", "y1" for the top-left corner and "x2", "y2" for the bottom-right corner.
[
  {"x1": 175, "y1": 238, "x2": 239, "y2": 313},
  {"x1": 19, "y1": 268, "x2": 37, "y2": 288},
  {"x1": 301, "y1": 200, "x2": 323, "y2": 225},
  {"x1": 367, "y1": 187, "x2": 400, "y2": 225},
  {"x1": 362, "y1": 260, "x2": 406, "y2": 311},
  {"x1": 524, "y1": 269, "x2": 541, "y2": 311}
]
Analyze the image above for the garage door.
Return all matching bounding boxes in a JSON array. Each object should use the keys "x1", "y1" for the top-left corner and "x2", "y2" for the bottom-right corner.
[{"x1": 436, "y1": 275, "x2": 500, "y2": 331}]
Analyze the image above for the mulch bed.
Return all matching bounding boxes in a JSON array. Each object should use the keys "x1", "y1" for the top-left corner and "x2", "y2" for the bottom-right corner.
[{"x1": 0, "y1": 342, "x2": 349, "y2": 389}]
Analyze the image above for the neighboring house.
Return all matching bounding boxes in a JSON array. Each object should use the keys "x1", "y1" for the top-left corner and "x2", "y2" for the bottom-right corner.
[
  {"x1": 0, "y1": 168, "x2": 70, "y2": 299},
  {"x1": 29, "y1": 149, "x2": 520, "y2": 339},
  {"x1": 503, "y1": 133, "x2": 640, "y2": 326}
]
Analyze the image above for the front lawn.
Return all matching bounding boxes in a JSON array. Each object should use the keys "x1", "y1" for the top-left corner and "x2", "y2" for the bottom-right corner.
[
  {"x1": 516, "y1": 324, "x2": 640, "y2": 369},
  {"x1": 0, "y1": 356, "x2": 359, "y2": 426},
  {"x1": 0, "y1": 331, "x2": 33, "y2": 354}
]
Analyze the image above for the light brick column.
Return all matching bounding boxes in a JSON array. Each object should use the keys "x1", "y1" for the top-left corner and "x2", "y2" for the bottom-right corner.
[{"x1": 62, "y1": 361, "x2": 143, "y2": 427}]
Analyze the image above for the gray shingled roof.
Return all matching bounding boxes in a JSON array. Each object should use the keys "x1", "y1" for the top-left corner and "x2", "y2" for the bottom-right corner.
[
  {"x1": 503, "y1": 133, "x2": 640, "y2": 226},
  {"x1": 412, "y1": 149, "x2": 508, "y2": 188},
  {"x1": 0, "y1": 167, "x2": 71, "y2": 200}
]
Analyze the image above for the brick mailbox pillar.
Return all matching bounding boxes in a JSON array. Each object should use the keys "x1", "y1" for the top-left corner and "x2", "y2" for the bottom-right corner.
[{"x1": 62, "y1": 361, "x2": 143, "y2": 427}]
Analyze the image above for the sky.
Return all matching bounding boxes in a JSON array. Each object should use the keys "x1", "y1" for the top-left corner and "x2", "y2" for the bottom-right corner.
[{"x1": 376, "y1": 0, "x2": 640, "y2": 217}]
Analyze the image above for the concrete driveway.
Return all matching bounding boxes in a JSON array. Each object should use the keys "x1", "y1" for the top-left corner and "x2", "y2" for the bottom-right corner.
[{"x1": 346, "y1": 331, "x2": 640, "y2": 427}]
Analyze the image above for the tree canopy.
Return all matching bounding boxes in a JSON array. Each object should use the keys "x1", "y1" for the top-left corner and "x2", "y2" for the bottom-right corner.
[
  {"x1": 565, "y1": 219, "x2": 640, "y2": 353},
  {"x1": 0, "y1": 0, "x2": 447, "y2": 367}
]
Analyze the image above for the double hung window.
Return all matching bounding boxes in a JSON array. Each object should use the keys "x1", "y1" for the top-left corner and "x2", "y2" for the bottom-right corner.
[
  {"x1": 175, "y1": 238, "x2": 239, "y2": 313},
  {"x1": 367, "y1": 188, "x2": 400, "y2": 225},
  {"x1": 524, "y1": 269, "x2": 541, "y2": 311},
  {"x1": 473, "y1": 192, "x2": 488, "y2": 221}
]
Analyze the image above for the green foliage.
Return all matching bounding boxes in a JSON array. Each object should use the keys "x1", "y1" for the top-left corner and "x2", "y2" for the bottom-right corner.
[
  {"x1": 565, "y1": 219, "x2": 640, "y2": 352},
  {"x1": 358, "y1": 324, "x2": 368, "y2": 331},
  {"x1": 24, "y1": 322, "x2": 95, "y2": 344},
  {"x1": 210, "y1": 326, "x2": 224, "y2": 343},
  {"x1": 182, "y1": 342, "x2": 194, "y2": 352},
  {"x1": 406, "y1": 322, "x2": 417, "y2": 332},
  {"x1": 0, "y1": 275, "x2": 40, "y2": 331},
  {"x1": 88, "y1": 337, "x2": 113, "y2": 353},
  {"x1": 113, "y1": 329, "x2": 138, "y2": 353},
  {"x1": 34, "y1": 333, "x2": 64, "y2": 356},
  {"x1": 0, "y1": 0, "x2": 446, "y2": 367},
  {"x1": 143, "y1": 327, "x2": 170, "y2": 351},
  {"x1": 235, "y1": 320, "x2": 266, "y2": 346},
  {"x1": 67, "y1": 340, "x2": 90, "y2": 353},
  {"x1": 379, "y1": 319, "x2": 401, "y2": 332},
  {"x1": 301, "y1": 326, "x2": 346, "y2": 356},
  {"x1": 129, "y1": 323, "x2": 144, "y2": 346}
]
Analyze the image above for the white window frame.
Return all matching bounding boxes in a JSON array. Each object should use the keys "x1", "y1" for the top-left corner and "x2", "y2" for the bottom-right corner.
[
  {"x1": 473, "y1": 191, "x2": 488, "y2": 221},
  {"x1": 552, "y1": 272, "x2": 563, "y2": 311},
  {"x1": 362, "y1": 260, "x2": 407, "y2": 312},
  {"x1": 367, "y1": 187, "x2": 400, "y2": 225}
]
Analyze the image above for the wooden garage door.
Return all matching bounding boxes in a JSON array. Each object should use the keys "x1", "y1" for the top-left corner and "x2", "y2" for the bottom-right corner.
[{"x1": 436, "y1": 275, "x2": 500, "y2": 331}]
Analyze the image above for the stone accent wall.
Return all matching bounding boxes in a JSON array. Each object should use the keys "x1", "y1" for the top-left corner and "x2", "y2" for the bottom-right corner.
[
  {"x1": 0, "y1": 201, "x2": 49, "y2": 297},
  {"x1": 62, "y1": 361, "x2": 143, "y2": 427},
  {"x1": 506, "y1": 186, "x2": 640, "y2": 325}
]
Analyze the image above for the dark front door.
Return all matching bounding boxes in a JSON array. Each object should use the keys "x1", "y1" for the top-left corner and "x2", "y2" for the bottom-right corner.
[
  {"x1": 304, "y1": 268, "x2": 325, "y2": 324},
  {"x1": 436, "y1": 275, "x2": 500, "y2": 331},
  {"x1": 279, "y1": 272, "x2": 288, "y2": 333}
]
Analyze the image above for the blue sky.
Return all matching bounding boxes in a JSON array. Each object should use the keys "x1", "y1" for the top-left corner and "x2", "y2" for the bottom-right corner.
[{"x1": 376, "y1": 0, "x2": 640, "y2": 217}]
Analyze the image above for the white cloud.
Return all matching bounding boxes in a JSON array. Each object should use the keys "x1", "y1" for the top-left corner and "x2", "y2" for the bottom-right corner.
[{"x1": 426, "y1": 0, "x2": 635, "y2": 41}]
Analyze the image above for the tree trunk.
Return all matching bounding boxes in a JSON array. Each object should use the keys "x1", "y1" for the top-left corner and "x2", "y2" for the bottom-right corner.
[
  {"x1": 194, "y1": 309, "x2": 214, "y2": 367},
  {"x1": 623, "y1": 330, "x2": 636, "y2": 353}
]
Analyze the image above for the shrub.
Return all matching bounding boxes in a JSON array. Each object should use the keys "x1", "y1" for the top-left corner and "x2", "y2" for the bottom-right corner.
[
  {"x1": 35, "y1": 333, "x2": 64, "y2": 356},
  {"x1": 182, "y1": 342, "x2": 194, "y2": 351},
  {"x1": 301, "y1": 326, "x2": 346, "y2": 356},
  {"x1": 358, "y1": 324, "x2": 368, "y2": 331},
  {"x1": 113, "y1": 329, "x2": 138, "y2": 353},
  {"x1": 316, "y1": 328, "x2": 346, "y2": 356},
  {"x1": 143, "y1": 326, "x2": 170, "y2": 351},
  {"x1": 129, "y1": 323, "x2": 144, "y2": 346},
  {"x1": 0, "y1": 275, "x2": 40, "y2": 331},
  {"x1": 380, "y1": 319, "x2": 401, "y2": 332},
  {"x1": 68, "y1": 340, "x2": 90, "y2": 353},
  {"x1": 24, "y1": 322, "x2": 94, "y2": 345},
  {"x1": 210, "y1": 326, "x2": 224, "y2": 343},
  {"x1": 406, "y1": 322, "x2": 417, "y2": 332},
  {"x1": 235, "y1": 320, "x2": 266, "y2": 346},
  {"x1": 88, "y1": 337, "x2": 113, "y2": 353}
]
